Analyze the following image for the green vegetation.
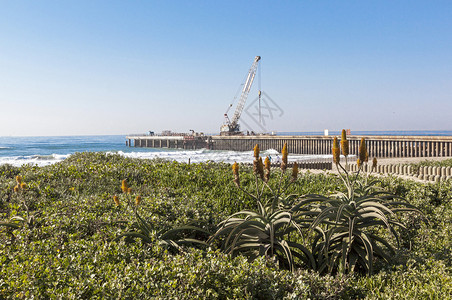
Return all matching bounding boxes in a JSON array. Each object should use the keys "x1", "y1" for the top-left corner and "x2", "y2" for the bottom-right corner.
[
  {"x1": 408, "y1": 158, "x2": 452, "y2": 172},
  {"x1": 1, "y1": 151, "x2": 452, "y2": 298}
]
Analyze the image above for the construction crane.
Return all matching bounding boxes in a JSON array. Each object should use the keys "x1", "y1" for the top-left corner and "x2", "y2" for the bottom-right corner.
[{"x1": 220, "y1": 56, "x2": 261, "y2": 136}]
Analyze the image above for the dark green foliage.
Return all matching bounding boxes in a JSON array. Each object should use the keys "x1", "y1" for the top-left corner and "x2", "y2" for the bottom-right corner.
[
  {"x1": 0, "y1": 152, "x2": 451, "y2": 298},
  {"x1": 408, "y1": 157, "x2": 452, "y2": 172}
]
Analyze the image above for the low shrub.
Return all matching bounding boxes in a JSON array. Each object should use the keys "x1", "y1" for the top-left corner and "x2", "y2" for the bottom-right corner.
[{"x1": 0, "y1": 151, "x2": 451, "y2": 298}]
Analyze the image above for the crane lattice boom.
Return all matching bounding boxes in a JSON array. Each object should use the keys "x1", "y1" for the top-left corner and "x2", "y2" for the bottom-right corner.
[{"x1": 220, "y1": 56, "x2": 261, "y2": 135}]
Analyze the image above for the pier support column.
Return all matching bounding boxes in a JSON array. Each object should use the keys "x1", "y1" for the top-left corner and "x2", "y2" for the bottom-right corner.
[
  {"x1": 386, "y1": 140, "x2": 389, "y2": 157},
  {"x1": 389, "y1": 141, "x2": 393, "y2": 157},
  {"x1": 378, "y1": 140, "x2": 381, "y2": 157}
]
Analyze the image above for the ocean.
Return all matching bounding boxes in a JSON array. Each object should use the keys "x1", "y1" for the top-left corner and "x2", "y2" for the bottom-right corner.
[
  {"x1": 1, "y1": 131, "x2": 451, "y2": 167},
  {"x1": 0, "y1": 135, "x2": 328, "y2": 167}
]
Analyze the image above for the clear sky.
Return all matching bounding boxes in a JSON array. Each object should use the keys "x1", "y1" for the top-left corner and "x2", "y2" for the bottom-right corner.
[{"x1": 1, "y1": 1, "x2": 451, "y2": 136}]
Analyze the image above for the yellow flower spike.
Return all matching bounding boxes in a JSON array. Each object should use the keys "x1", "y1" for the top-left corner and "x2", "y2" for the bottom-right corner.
[
  {"x1": 341, "y1": 129, "x2": 347, "y2": 141},
  {"x1": 282, "y1": 143, "x2": 288, "y2": 164},
  {"x1": 332, "y1": 137, "x2": 340, "y2": 164},
  {"x1": 281, "y1": 143, "x2": 288, "y2": 171},
  {"x1": 372, "y1": 157, "x2": 378, "y2": 171},
  {"x1": 264, "y1": 156, "x2": 271, "y2": 170},
  {"x1": 253, "y1": 159, "x2": 259, "y2": 175},
  {"x1": 113, "y1": 195, "x2": 120, "y2": 207},
  {"x1": 135, "y1": 195, "x2": 142, "y2": 206},
  {"x1": 127, "y1": 188, "x2": 132, "y2": 194},
  {"x1": 264, "y1": 157, "x2": 271, "y2": 182},
  {"x1": 258, "y1": 157, "x2": 264, "y2": 180},
  {"x1": 253, "y1": 144, "x2": 260, "y2": 159},
  {"x1": 20, "y1": 183, "x2": 27, "y2": 189},
  {"x1": 340, "y1": 129, "x2": 349, "y2": 157},
  {"x1": 232, "y1": 162, "x2": 239, "y2": 176},
  {"x1": 16, "y1": 175, "x2": 22, "y2": 184},
  {"x1": 357, "y1": 158, "x2": 362, "y2": 168},
  {"x1": 232, "y1": 162, "x2": 240, "y2": 187},
  {"x1": 121, "y1": 179, "x2": 128, "y2": 193},
  {"x1": 13, "y1": 185, "x2": 19, "y2": 193},
  {"x1": 359, "y1": 138, "x2": 368, "y2": 163},
  {"x1": 291, "y1": 162, "x2": 299, "y2": 182}
]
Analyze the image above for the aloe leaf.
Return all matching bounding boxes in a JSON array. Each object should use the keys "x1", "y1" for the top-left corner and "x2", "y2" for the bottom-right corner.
[
  {"x1": 358, "y1": 201, "x2": 395, "y2": 216},
  {"x1": 336, "y1": 203, "x2": 348, "y2": 224},
  {"x1": 232, "y1": 242, "x2": 263, "y2": 253},
  {"x1": 310, "y1": 206, "x2": 338, "y2": 229},
  {"x1": 257, "y1": 200, "x2": 266, "y2": 216},
  {"x1": 287, "y1": 241, "x2": 316, "y2": 269},
  {"x1": 356, "y1": 232, "x2": 374, "y2": 274},
  {"x1": 226, "y1": 225, "x2": 264, "y2": 252},
  {"x1": 0, "y1": 222, "x2": 21, "y2": 229},
  {"x1": 276, "y1": 240, "x2": 294, "y2": 272},
  {"x1": 228, "y1": 229, "x2": 262, "y2": 254},
  {"x1": 9, "y1": 216, "x2": 25, "y2": 222},
  {"x1": 135, "y1": 211, "x2": 153, "y2": 236},
  {"x1": 269, "y1": 210, "x2": 291, "y2": 220},
  {"x1": 273, "y1": 217, "x2": 292, "y2": 229},
  {"x1": 160, "y1": 225, "x2": 211, "y2": 240},
  {"x1": 359, "y1": 210, "x2": 391, "y2": 231},
  {"x1": 175, "y1": 238, "x2": 210, "y2": 247}
]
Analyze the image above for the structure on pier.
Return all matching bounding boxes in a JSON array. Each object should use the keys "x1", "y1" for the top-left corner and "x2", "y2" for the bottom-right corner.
[{"x1": 126, "y1": 134, "x2": 452, "y2": 158}]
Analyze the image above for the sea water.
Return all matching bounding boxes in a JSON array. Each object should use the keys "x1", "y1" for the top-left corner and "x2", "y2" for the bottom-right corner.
[
  {"x1": 0, "y1": 135, "x2": 330, "y2": 167},
  {"x1": 1, "y1": 131, "x2": 451, "y2": 167}
]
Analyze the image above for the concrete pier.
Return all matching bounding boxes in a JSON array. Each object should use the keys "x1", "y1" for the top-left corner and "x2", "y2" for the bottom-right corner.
[{"x1": 126, "y1": 135, "x2": 452, "y2": 158}]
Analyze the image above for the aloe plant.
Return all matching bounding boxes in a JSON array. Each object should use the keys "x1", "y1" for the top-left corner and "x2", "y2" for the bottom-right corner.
[
  {"x1": 308, "y1": 184, "x2": 420, "y2": 274},
  {"x1": 304, "y1": 131, "x2": 423, "y2": 275},
  {"x1": 113, "y1": 182, "x2": 209, "y2": 252},
  {"x1": 1, "y1": 176, "x2": 39, "y2": 237},
  {"x1": 209, "y1": 144, "x2": 315, "y2": 271}
]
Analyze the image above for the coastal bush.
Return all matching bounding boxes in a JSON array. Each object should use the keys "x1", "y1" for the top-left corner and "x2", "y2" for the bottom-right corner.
[
  {"x1": 0, "y1": 151, "x2": 451, "y2": 298},
  {"x1": 407, "y1": 157, "x2": 452, "y2": 172}
]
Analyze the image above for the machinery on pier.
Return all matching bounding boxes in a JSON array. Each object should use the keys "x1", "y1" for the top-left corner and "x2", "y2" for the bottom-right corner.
[{"x1": 220, "y1": 56, "x2": 261, "y2": 136}]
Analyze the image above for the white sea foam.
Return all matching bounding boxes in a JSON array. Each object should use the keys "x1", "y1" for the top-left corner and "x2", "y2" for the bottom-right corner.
[
  {"x1": 0, "y1": 148, "x2": 332, "y2": 167},
  {"x1": 0, "y1": 154, "x2": 69, "y2": 167},
  {"x1": 115, "y1": 148, "x2": 332, "y2": 164}
]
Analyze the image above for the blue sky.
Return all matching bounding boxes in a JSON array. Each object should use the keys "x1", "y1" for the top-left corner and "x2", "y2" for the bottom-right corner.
[{"x1": 0, "y1": 1, "x2": 451, "y2": 136}]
